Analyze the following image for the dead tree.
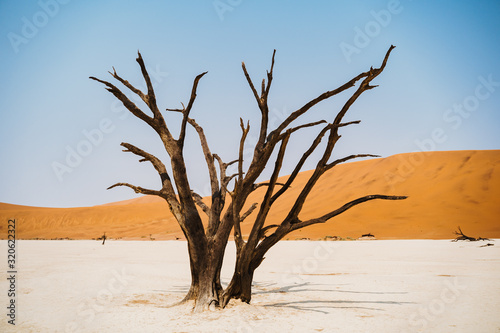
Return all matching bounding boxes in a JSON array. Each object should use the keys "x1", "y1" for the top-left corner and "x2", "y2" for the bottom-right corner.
[
  {"x1": 90, "y1": 45, "x2": 407, "y2": 312},
  {"x1": 98, "y1": 232, "x2": 107, "y2": 245},
  {"x1": 452, "y1": 226, "x2": 490, "y2": 242}
]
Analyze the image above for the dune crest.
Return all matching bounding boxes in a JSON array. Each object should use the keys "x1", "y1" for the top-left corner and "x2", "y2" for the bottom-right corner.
[{"x1": 1, "y1": 150, "x2": 499, "y2": 240}]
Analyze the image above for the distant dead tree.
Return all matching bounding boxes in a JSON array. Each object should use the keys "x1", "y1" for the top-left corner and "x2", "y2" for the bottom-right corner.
[
  {"x1": 452, "y1": 226, "x2": 490, "y2": 242},
  {"x1": 91, "y1": 45, "x2": 407, "y2": 312},
  {"x1": 98, "y1": 232, "x2": 107, "y2": 245}
]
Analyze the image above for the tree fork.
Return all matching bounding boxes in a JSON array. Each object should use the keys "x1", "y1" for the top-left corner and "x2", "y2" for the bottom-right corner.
[{"x1": 92, "y1": 45, "x2": 407, "y2": 312}]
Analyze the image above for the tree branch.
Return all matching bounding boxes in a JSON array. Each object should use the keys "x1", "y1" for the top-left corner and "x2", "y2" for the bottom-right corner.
[
  {"x1": 270, "y1": 124, "x2": 333, "y2": 204},
  {"x1": 108, "y1": 66, "x2": 147, "y2": 103},
  {"x1": 186, "y1": 118, "x2": 219, "y2": 194},
  {"x1": 269, "y1": 73, "x2": 366, "y2": 141},
  {"x1": 241, "y1": 62, "x2": 261, "y2": 107},
  {"x1": 238, "y1": 118, "x2": 250, "y2": 184},
  {"x1": 325, "y1": 154, "x2": 380, "y2": 170},
  {"x1": 264, "y1": 50, "x2": 276, "y2": 99},
  {"x1": 121, "y1": 142, "x2": 170, "y2": 184},
  {"x1": 91, "y1": 52, "x2": 174, "y2": 141},
  {"x1": 253, "y1": 182, "x2": 287, "y2": 191},
  {"x1": 89, "y1": 76, "x2": 155, "y2": 127},
  {"x1": 178, "y1": 72, "x2": 208, "y2": 146},
  {"x1": 259, "y1": 224, "x2": 280, "y2": 240},
  {"x1": 107, "y1": 182, "x2": 162, "y2": 196},
  {"x1": 247, "y1": 131, "x2": 291, "y2": 248},
  {"x1": 274, "y1": 122, "x2": 361, "y2": 197},
  {"x1": 332, "y1": 46, "x2": 395, "y2": 127},
  {"x1": 191, "y1": 190, "x2": 210, "y2": 216},
  {"x1": 292, "y1": 194, "x2": 408, "y2": 230},
  {"x1": 241, "y1": 50, "x2": 276, "y2": 155},
  {"x1": 269, "y1": 46, "x2": 395, "y2": 142},
  {"x1": 165, "y1": 107, "x2": 184, "y2": 113},
  {"x1": 135, "y1": 51, "x2": 163, "y2": 120},
  {"x1": 214, "y1": 154, "x2": 233, "y2": 201},
  {"x1": 184, "y1": 117, "x2": 224, "y2": 236},
  {"x1": 232, "y1": 199, "x2": 245, "y2": 252},
  {"x1": 276, "y1": 120, "x2": 327, "y2": 141},
  {"x1": 224, "y1": 173, "x2": 239, "y2": 187},
  {"x1": 254, "y1": 194, "x2": 407, "y2": 263},
  {"x1": 280, "y1": 46, "x2": 397, "y2": 222},
  {"x1": 240, "y1": 203, "x2": 258, "y2": 222}
]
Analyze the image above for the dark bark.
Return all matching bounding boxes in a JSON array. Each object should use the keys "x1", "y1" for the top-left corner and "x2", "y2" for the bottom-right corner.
[
  {"x1": 99, "y1": 232, "x2": 107, "y2": 245},
  {"x1": 452, "y1": 226, "x2": 490, "y2": 242},
  {"x1": 92, "y1": 46, "x2": 407, "y2": 312}
]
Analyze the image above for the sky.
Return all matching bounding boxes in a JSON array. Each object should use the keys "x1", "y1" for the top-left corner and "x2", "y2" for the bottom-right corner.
[{"x1": 1, "y1": 0, "x2": 499, "y2": 208}]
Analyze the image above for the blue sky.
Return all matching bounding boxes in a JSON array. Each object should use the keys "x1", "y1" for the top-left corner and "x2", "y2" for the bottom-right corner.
[{"x1": 1, "y1": 0, "x2": 499, "y2": 208}]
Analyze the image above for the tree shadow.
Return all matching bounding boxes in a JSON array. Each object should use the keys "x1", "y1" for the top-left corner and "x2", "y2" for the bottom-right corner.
[
  {"x1": 252, "y1": 281, "x2": 408, "y2": 295},
  {"x1": 263, "y1": 299, "x2": 413, "y2": 314},
  {"x1": 252, "y1": 281, "x2": 320, "y2": 294},
  {"x1": 154, "y1": 281, "x2": 412, "y2": 313},
  {"x1": 253, "y1": 281, "x2": 412, "y2": 314}
]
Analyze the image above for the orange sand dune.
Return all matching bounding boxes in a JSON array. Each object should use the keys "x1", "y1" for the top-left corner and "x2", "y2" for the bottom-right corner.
[{"x1": 1, "y1": 150, "x2": 499, "y2": 240}]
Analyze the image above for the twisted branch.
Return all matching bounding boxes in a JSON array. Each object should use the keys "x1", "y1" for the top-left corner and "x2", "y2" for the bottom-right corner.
[
  {"x1": 107, "y1": 183, "x2": 161, "y2": 196},
  {"x1": 292, "y1": 195, "x2": 408, "y2": 230}
]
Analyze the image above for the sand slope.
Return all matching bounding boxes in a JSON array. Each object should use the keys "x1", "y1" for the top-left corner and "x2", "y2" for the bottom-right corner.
[{"x1": 1, "y1": 150, "x2": 499, "y2": 240}]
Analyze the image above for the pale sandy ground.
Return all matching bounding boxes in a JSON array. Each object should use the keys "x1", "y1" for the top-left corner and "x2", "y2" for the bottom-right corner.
[{"x1": 1, "y1": 240, "x2": 499, "y2": 332}]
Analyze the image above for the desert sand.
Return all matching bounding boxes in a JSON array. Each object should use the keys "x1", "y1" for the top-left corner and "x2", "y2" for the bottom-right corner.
[
  {"x1": 0, "y1": 240, "x2": 498, "y2": 332},
  {"x1": 1, "y1": 150, "x2": 499, "y2": 240}
]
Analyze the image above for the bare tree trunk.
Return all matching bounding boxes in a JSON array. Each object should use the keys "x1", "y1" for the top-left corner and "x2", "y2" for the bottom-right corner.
[{"x1": 222, "y1": 253, "x2": 250, "y2": 306}]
